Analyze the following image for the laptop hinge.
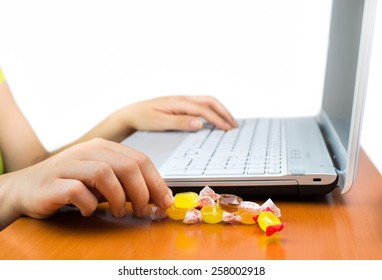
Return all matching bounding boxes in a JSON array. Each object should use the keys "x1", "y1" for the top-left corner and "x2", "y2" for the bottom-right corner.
[{"x1": 316, "y1": 109, "x2": 347, "y2": 187}]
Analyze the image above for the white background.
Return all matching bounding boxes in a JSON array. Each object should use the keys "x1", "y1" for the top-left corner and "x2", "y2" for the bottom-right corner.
[
  {"x1": 0, "y1": 0, "x2": 381, "y2": 173},
  {"x1": 0, "y1": 260, "x2": 381, "y2": 280}
]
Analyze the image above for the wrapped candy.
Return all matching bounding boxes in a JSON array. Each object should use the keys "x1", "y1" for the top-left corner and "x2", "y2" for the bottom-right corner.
[
  {"x1": 236, "y1": 201, "x2": 261, "y2": 225},
  {"x1": 201, "y1": 204, "x2": 223, "y2": 224},
  {"x1": 222, "y1": 211, "x2": 241, "y2": 224},
  {"x1": 198, "y1": 186, "x2": 219, "y2": 208},
  {"x1": 217, "y1": 194, "x2": 243, "y2": 212},
  {"x1": 260, "y1": 198, "x2": 281, "y2": 217},
  {"x1": 150, "y1": 186, "x2": 285, "y2": 236},
  {"x1": 174, "y1": 192, "x2": 200, "y2": 209},
  {"x1": 254, "y1": 211, "x2": 286, "y2": 236},
  {"x1": 166, "y1": 204, "x2": 188, "y2": 220},
  {"x1": 198, "y1": 196, "x2": 215, "y2": 207},
  {"x1": 151, "y1": 205, "x2": 168, "y2": 221},
  {"x1": 199, "y1": 186, "x2": 220, "y2": 201},
  {"x1": 183, "y1": 209, "x2": 202, "y2": 224}
]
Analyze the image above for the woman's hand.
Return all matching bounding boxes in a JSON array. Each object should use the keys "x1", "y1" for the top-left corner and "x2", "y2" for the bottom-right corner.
[
  {"x1": 0, "y1": 138, "x2": 173, "y2": 229},
  {"x1": 121, "y1": 95, "x2": 238, "y2": 132},
  {"x1": 62, "y1": 95, "x2": 238, "y2": 148}
]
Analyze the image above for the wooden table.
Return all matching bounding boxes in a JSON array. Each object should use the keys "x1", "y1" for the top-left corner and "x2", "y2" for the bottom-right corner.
[{"x1": 0, "y1": 149, "x2": 381, "y2": 260}]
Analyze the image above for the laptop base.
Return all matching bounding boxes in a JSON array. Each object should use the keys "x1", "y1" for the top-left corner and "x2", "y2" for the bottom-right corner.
[{"x1": 168, "y1": 178, "x2": 338, "y2": 199}]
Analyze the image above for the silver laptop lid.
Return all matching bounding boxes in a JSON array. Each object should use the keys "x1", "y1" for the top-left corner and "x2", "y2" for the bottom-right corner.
[{"x1": 318, "y1": 0, "x2": 377, "y2": 193}]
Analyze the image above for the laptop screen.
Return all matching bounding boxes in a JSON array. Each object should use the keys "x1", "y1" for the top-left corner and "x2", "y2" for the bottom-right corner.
[
  {"x1": 321, "y1": 0, "x2": 364, "y2": 152},
  {"x1": 320, "y1": 0, "x2": 376, "y2": 193}
]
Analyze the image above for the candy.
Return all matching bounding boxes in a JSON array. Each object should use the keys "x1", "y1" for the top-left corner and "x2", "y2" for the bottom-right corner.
[
  {"x1": 201, "y1": 204, "x2": 223, "y2": 224},
  {"x1": 150, "y1": 186, "x2": 285, "y2": 236},
  {"x1": 174, "y1": 192, "x2": 199, "y2": 209},
  {"x1": 166, "y1": 204, "x2": 188, "y2": 220},
  {"x1": 255, "y1": 211, "x2": 286, "y2": 236},
  {"x1": 198, "y1": 195, "x2": 215, "y2": 207},
  {"x1": 183, "y1": 209, "x2": 202, "y2": 224},
  {"x1": 222, "y1": 211, "x2": 241, "y2": 223},
  {"x1": 199, "y1": 185, "x2": 220, "y2": 201},
  {"x1": 237, "y1": 201, "x2": 261, "y2": 225},
  {"x1": 151, "y1": 205, "x2": 168, "y2": 221},
  {"x1": 260, "y1": 198, "x2": 281, "y2": 217},
  {"x1": 217, "y1": 194, "x2": 243, "y2": 212}
]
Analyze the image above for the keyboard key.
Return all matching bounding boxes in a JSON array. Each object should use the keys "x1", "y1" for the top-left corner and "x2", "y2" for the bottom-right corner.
[
  {"x1": 267, "y1": 168, "x2": 281, "y2": 174},
  {"x1": 247, "y1": 168, "x2": 265, "y2": 175},
  {"x1": 204, "y1": 169, "x2": 244, "y2": 176},
  {"x1": 164, "y1": 169, "x2": 205, "y2": 176}
]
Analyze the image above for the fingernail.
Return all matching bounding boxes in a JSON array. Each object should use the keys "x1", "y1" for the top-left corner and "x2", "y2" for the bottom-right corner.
[
  {"x1": 224, "y1": 122, "x2": 232, "y2": 130},
  {"x1": 163, "y1": 190, "x2": 174, "y2": 209},
  {"x1": 233, "y1": 119, "x2": 239, "y2": 127},
  {"x1": 190, "y1": 118, "x2": 202, "y2": 130}
]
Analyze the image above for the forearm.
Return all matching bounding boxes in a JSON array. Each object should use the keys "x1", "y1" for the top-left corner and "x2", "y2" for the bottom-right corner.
[{"x1": 0, "y1": 81, "x2": 49, "y2": 172}]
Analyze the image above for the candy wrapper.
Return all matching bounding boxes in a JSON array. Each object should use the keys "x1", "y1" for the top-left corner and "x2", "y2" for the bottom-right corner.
[
  {"x1": 150, "y1": 186, "x2": 286, "y2": 236},
  {"x1": 151, "y1": 205, "x2": 168, "y2": 221}
]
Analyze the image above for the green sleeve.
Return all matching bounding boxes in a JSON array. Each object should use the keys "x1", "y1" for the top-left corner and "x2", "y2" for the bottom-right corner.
[{"x1": 0, "y1": 152, "x2": 3, "y2": 174}]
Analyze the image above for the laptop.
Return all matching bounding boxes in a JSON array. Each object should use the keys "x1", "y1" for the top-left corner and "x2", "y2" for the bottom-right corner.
[{"x1": 122, "y1": 0, "x2": 377, "y2": 197}]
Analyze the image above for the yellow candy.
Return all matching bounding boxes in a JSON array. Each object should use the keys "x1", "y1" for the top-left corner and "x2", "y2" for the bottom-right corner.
[
  {"x1": 166, "y1": 204, "x2": 188, "y2": 220},
  {"x1": 201, "y1": 204, "x2": 223, "y2": 224},
  {"x1": 257, "y1": 211, "x2": 285, "y2": 236},
  {"x1": 257, "y1": 211, "x2": 281, "y2": 231},
  {"x1": 174, "y1": 192, "x2": 199, "y2": 209}
]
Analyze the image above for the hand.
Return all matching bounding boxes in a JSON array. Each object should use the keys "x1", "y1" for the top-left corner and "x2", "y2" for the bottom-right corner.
[
  {"x1": 0, "y1": 138, "x2": 173, "y2": 228},
  {"x1": 121, "y1": 95, "x2": 238, "y2": 132},
  {"x1": 70, "y1": 95, "x2": 238, "y2": 145}
]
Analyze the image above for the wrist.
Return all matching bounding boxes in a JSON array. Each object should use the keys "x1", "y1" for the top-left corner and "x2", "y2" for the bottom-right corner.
[
  {"x1": 111, "y1": 106, "x2": 137, "y2": 139},
  {"x1": 0, "y1": 173, "x2": 23, "y2": 230}
]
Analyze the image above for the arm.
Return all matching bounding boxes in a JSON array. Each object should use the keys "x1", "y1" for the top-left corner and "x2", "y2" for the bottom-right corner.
[
  {"x1": 0, "y1": 73, "x2": 173, "y2": 230},
  {"x1": 0, "y1": 73, "x2": 48, "y2": 172}
]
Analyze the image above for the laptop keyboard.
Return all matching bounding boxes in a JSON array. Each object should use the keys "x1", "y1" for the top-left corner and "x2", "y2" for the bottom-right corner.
[{"x1": 160, "y1": 118, "x2": 287, "y2": 177}]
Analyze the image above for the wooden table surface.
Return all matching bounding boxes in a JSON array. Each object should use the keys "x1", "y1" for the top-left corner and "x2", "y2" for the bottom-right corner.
[{"x1": 0, "y1": 149, "x2": 381, "y2": 260}]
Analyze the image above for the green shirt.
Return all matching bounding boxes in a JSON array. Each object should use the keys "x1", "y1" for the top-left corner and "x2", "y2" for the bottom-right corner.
[{"x1": 0, "y1": 66, "x2": 4, "y2": 84}]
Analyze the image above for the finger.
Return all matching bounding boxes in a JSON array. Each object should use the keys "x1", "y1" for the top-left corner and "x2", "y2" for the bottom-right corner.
[
  {"x1": 50, "y1": 178, "x2": 99, "y2": 217},
  {"x1": 114, "y1": 158, "x2": 151, "y2": 217},
  {"x1": 187, "y1": 96, "x2": 238, "y2": 128},
  {"x1": 58, "y1": 160, "x2": 127, "y2": 218},
  {"x1": 152, "y1": 112, "x2": 204, "y2": 131},
  {"x1": 163, "y1": 99, "x2": 233, "y2": 130},
  {"x1": 125, "y1": 149, "x2": 173, "y2": 209},
  {"x1": 105, "y1": 145, "x2": 172, "y2": 212}
]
